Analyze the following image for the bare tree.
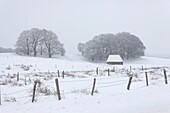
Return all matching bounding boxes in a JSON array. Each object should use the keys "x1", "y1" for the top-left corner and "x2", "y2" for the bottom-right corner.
[
  {"x1": 42, "y1": 29, "x2": 65, "y2": 58},
  {"x1": 16, "y1": 30, "x2": 31, "y2": 55},
  {"x1": 29, "y1": 28, "x2": 43, "y2": 57},
  {"x1": 16, "y1": 28, "x2": 65, "y2": 57}
]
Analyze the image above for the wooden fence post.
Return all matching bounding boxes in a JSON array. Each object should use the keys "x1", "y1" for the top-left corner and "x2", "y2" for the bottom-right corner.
[
  {"x1": 62, "y1": 71, "x2": 64, "y2": 79},
  {"x1": 145, "y1": 72, "x2": 149, "y2": 86},
  {"x1": 91, "y1": 78, "x2": 96, "y2": 96},
  {"x1": 0, "y1": 86, "x2": 1, "y2": 105},
  {"x1": 17, "y1": 72, "x2": 19, "y2": 81},
  {"x1": 108, "y1": 69, "x2": 110, "y2": 76},
  {"x1": 127, "y1": 76, "x2": 133, "y2": 90},
  {"x1": 164, "y1": 69, "x2": 168, "y2": 84},
  {"x1": 55, "y1": 78, "x2": 61, "y2": 100},
  {"x1": 58, "y1": 70, "x2": 60, "y2": 77},
  {"x1": 32, "y1": 81, "x2": 37, "y2": 103},
  {"x1": 96, "y1": 68, "x2": 98, "y2": 75}
]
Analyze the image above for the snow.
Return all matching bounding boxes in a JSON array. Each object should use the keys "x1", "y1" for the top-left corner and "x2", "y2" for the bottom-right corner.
[
  {"x1": 0, "y1": 53, "x2": 170, "y2": 113},
  {"x1": 106, "y1": 55, "x2": 123, "y2": 63}
]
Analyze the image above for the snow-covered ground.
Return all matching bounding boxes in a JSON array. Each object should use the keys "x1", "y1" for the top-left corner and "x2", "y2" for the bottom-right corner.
[{"x1": 0, "y1": 53, "x2": 170, "y2": 113}]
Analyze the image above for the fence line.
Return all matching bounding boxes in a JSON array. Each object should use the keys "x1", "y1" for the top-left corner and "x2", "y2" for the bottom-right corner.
[
  {"x1": 1, "y1": 70, "x2": 169, "y2": 104},
  {"x1": 1, "y1": 76, "x2": 166, "y2": 97},
  {"x1": 1, "y1": 77, "x2": 165, "y2": 96}
]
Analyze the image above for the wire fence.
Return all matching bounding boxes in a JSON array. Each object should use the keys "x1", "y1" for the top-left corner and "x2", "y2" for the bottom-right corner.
[
  {"x1": 2, "y1": 88, "x2": 30, "y2": 96},
  {"x1": 0, "y1": 66, "x2": 170, "y2": 105}
]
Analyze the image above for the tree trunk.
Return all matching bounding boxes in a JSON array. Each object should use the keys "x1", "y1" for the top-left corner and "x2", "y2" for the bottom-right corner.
[
  {"x1": 26, "y1": 38, "x2": 29, "y2": 55},
  {"x1": 27, "y1": 47, "x2": 29, "y2": 55},
  {"x1": 49, "y1": 54, "x2": 51, "y2": 58},
  {"x1": 48, "y1": 46, "x2": 51, "y2": 58},
  {"x1": 40, "y1": 46, "x2": 43, "y2": 55},
  {"x1": 34, "y1": 47, "x2": 36, "y2": 57}
]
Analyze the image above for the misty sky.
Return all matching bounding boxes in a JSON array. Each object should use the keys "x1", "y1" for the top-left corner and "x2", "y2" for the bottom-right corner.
[{"x1": 0, "y1": 0, "x2": 170, "y2": 55}]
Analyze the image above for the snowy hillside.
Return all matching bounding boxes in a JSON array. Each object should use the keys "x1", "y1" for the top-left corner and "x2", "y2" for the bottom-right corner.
[{"x1": 0, "y1": 53, "x2": 170, "y2": 113}]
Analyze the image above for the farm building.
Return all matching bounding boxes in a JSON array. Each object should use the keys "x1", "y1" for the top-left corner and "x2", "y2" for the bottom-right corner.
[{"x1": 106, "y1": 55, "x2": 123, "y2": 65}]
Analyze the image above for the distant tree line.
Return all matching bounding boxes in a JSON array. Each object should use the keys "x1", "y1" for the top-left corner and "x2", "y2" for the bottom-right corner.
[
  {"x1": 0, "y1": 47, "x2": 15, "y2": 53},
  {"x1": 78, "y1": 32, "x2": 146, "y2": 61},
  {"x1": 15, "y1": 28, "x2": 65, "y2": 58}
]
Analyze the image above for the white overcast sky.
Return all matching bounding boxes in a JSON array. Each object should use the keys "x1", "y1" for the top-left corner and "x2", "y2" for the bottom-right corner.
[{"x1": 0, "y1": 0, "x2": 170, "y2": 55}]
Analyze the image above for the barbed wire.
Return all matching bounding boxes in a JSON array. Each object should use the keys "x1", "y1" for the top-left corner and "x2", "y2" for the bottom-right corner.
[
  {"x1": 43, "y1": 78, "x2": 93, "y2": 84},
  {"x1": 96, "y1": 76, "x2": 128, "y2": 80},
  {"x1": 97, "y1": 80, "x2": 127, "y2": 85},
  {"x1": 15, "y1": 95, "x2": 30, "y2": 100},
  {"x1": 2, "y1": 88, "x2": 31, "y2": 96},
  {"x1": 60, "y1": 84, "x2": 92, "y2": 96},
  {"x1": 97, "y1": 82, "x2": 128, "y2": 89},
  {"x1": 60, "y1": 79, "x2": 92, "y2": 83},
  {"x1": 44, "y1": 81, "x2": 54, "y2": 84}
]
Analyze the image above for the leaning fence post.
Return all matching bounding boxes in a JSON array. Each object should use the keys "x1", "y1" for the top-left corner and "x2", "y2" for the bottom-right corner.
[
  {"x1": 127, "y1": 76, "x2": 133, "y2": 90},
  {"x1": 164, "y1": 69, "x2": 168, "y2": 84},
  {"x1": 91, "y1": 78, "x2": 96, "y2": 96},
  {"x1": 145, "y1": 72, "x2": 149, "y2": 86},
  {"x1": 32, "y1": 81, "x2": 37, "y2": 103},
  {"x1": 108, "y1": 69, "x2": 110, "y2": 76},
  {"x1": 55, "y1": 78, "x2": 61, "y2": 100},
  {"x1": 17, "y1": 72, "x2": 19, "y2": 81}
]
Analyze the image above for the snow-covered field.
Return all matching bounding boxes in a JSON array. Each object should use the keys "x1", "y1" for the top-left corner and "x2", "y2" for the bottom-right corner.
[{"x1": 0, "y1": 53, "x2": 170, "y2": 113}]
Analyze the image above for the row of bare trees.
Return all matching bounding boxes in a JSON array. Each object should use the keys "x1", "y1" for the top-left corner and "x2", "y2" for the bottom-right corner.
[{"x1": 16, "y1": 28, "x2": 65, "y2": 58}]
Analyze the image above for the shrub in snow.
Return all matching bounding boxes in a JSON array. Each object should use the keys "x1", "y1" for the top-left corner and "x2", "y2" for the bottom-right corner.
[
  {"x1": 64, "y1": 73, "x2": 76, "y2": 78},
  {"x1": 81, "y1": 89, "x2": 90, "y2": 95},
  {"x1": 6, "y1": 74, "x2": 16, "y2": 79},
  {"x1": 20, "y1": 64, "x2": 30, "y2": 71},
  {"x1": 110, "y1": 67, "x2": 115, "y2": 72},
  {"x1": 6, "y1": 65, "x2": 11, "y2": 70},
  {"x1": 46, "y1": 74, "x2": 54, "y2": 80},
  {"x1": 6, "y1": 78, "x2": 13, "y2": 84},
  {"x1": 33, "y1": 79, "x2": 55, "y2": 96},
  {"x1": 0, "y1": 78, "x2": 24, "y2": 86},
  {"x1": 12, "y1": 81, "x2": 23, "y2": 86},
  {"x1": 126, "y1": 70, "x2": 138, "y2": 78},
  {"x1": 150, "y1": 76, "x2": 159, "y2": 80},
  {"x1": 4, "y1": 97, "x2": 16, "y2": 102},
  {"x1": 39, "y1": 86, "x2": 55, "y2": 95},
  {"x1": 84, "y1": 71, "x2": 92, "y2": 76},
  {"x1": 94, "y1": 89, "x2": 99, "y2": 94},
  {"x1": 0, "y1": 80, "x2": 7, "y2": 85},
  {"x1": 23, "y1": 66, "x2": 30, "y2": 71},
  {"x1": 71, "y1": 89, "x2": 90, "y2": 95}
]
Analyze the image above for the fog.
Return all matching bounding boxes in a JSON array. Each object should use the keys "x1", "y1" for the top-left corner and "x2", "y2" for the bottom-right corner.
[{"x1": 0, "y1": 0, "x2": 170, "y2": 56}]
